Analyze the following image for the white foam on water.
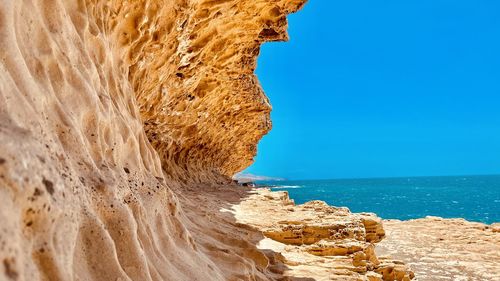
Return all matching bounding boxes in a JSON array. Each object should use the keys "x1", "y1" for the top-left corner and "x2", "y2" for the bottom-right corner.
[{"x1": 271, "y1": 185, "x2": 303, "y2": 189}]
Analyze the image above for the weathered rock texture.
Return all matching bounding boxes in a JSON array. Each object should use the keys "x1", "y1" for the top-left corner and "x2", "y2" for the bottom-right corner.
[
  {"x1": 0, "y1": 0, "x2": 305, "y2": 280},
  {"x1": 123, "y1": 0, "x2": 307, "y2": 181},
  {"x1": 234, "y1": 189, "x2": 414, "y2": 281},
  {"x1": 378, "y1": 217, "x2": 500, "y2": 281},
  {"x1": 1, "y1": 0, "x2": 496, "y2": 281}
]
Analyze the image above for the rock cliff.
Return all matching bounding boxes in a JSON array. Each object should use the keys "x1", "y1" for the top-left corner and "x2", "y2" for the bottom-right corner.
[
  {"x1": 122, "y1": 0, "x2": 307, "y2": 181},
  {"x1": 0, "y1": 1, "x2": 496, "y2": 281},
  {"x1": 0, "y1": 0, "x2": 305, "y2": 280}
]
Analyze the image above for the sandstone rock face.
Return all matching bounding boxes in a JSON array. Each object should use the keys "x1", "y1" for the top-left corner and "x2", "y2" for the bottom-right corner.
[
  {"x1": 234, "y1": 189, "x2": 414, "y2": 281},
  {"x1": 1, "y1": 1, "x2": 496, "y2": 281},
  {"x1": 0, "y1": 0, "x2": 305, "y2": 280},
  {"x1": 120, "y1": 0, "x2": 307, "y2": 180}
]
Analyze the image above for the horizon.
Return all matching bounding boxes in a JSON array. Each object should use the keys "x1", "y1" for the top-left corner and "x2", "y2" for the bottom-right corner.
[
  {"x1": 244, "y1": 0, "x2": 500, "y2": 180},
  {"x1": 237, "y1": 172, "x2": 500, "y2": 183}
]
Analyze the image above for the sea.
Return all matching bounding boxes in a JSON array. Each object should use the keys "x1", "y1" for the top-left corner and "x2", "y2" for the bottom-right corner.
[{"x1": 256, "y1": 175, "x2": 500, "y2": 224}]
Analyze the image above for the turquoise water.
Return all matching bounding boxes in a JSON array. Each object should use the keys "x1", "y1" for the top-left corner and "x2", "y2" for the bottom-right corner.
[{"x1": 256, "y1": 175, "x2": 500, "y2": 224}]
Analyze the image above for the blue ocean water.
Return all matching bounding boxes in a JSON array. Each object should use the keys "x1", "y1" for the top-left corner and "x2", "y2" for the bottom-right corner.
[{"x1": 256, "y1": 175, "x2": 500, "y2": 224}]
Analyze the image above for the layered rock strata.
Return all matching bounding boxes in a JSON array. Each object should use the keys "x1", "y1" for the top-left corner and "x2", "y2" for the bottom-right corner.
[{"x1": 234, "y1": 188, "x2": 415, "y2": 281}]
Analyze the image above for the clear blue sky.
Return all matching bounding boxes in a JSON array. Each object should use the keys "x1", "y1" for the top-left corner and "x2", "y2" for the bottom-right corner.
[{"x1": 244, "y1": 0, "x2": 500, "y2": 180}]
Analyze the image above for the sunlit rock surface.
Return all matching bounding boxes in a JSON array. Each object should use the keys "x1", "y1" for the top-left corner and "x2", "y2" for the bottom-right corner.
[
  {"x1": 124, "y1": 0, "x2": 307, "y2": 181},
  {"x1": 234, "y1": 189, "x2": 414, "y2": 281},
  {"x1": 378, "y1": 217, "x2": 500, "y2": 281}
]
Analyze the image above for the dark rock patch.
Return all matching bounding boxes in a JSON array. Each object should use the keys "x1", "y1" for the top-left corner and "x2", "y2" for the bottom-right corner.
[{"x1": 42, "y1": 178, "x2": 54, "y2": 195}]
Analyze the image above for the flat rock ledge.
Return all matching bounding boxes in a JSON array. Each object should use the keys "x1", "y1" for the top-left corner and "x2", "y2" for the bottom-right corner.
[
  {"x1": 378, "y1": 217, "x2": 500, "y2": 281},
  {"x1": 233, "y1": 188, "x2": 415, "y2": 281}
]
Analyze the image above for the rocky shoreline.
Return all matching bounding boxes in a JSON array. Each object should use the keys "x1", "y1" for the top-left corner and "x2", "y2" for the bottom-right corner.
[
  {"x1": 230, "y1": 187, "x2": 500, "y2": 281},
  {"x1": 232, "y1": 188, "x2": 414, "y2": 281}
]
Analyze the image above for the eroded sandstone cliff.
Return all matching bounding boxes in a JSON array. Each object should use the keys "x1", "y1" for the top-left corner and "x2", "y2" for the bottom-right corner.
[
  {"x1": 0, "y1": 0, "x2": 305, "y2": 280},
  {"x1": 2, "y1": 1, "x2": 494, "y2": 281},
  {"x1": 120, "y1": 0, "x2": 306, "y2": 181}
]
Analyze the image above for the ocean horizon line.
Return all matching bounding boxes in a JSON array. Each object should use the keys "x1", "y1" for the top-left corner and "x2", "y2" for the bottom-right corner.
[{"x1": 256, "y1": 173, "x2": 500, "y2": 183}]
